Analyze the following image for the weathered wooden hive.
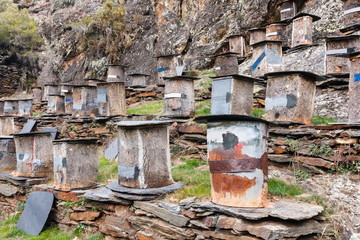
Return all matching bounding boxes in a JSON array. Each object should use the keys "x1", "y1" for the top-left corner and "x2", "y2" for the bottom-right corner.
[
  {"x1": 106, "y1": 64, "x2": 126, "y2": 82},
  {"x1": 47, "y1": 95, "x2": 65, "y2": 114},
  {"x1": 18, "y1": 99, "x2": 32, "y2": 117},
  {"x1": 31, "y1": 87, "x2": 42, "y2": 104},
  {"x1": 214, "y1": 52, "x2": 239, "y2": 76},
  {"x1": 264, "y1": 71, "x2": 323, "y2": 124},
  {"x1": 195, "y1": 115, "x2": 269, "y2": 208},
  {"x1": 227, "y1": 35, "x2": 247, "y2": 57},
  {"x1": 12, "y1": 132, "x2": 53, "y2": 178},
  {"x1": 72, "y1": 85, "x2": 98, "y2": 117},
  {"x1": 278, "y1": 0, "x2": 297, "y2": 21},
  {"x1": 164, "y1": 76, "x2": 198, "y2": 117},
  {"x1": 265, "y1": 22, "x2": 289, "y2": 47},
  {"x1": 0, "y1": 100, "x2": 4, "y2": 115},
  {"x1": 116, "y1": 121, "x2": 174, "y2": 189},
  {"x1": 291, "y1": 13, "x2": 321, "y2": 48},
  {"x1": 84, "y1": 78, "x2": 106, "y2": 86},
  {"x1": 248, "y1": 27, "x2": 266, "y2": 46},
  {"x1": 0, "y1": 116, "x2": 18, "y2": 136},
  {"x1": 53, "y1": 138, "x2": 98, "y2": 190},
  {"x1": 43, "y1": 84, "x2": 61, "y2": 101},
  {"x1": 3, "y1": 99, "x2": 19, "y2": 116},
  {"x1": 325, "y1": 35, "x2": 360, "y2": 75},
  {"x1": 0, "y1": 136, "x2": 16, "y2": 173},
  {"x1": 210, "y1": 74, "x2": 258, "y2": 115},
  {"x1": 128, "y1": 73, "x2": 150, "y2": 88},
  {"x1": 60, "y1": 84, "x2": 74, "y2": 114},
  {"x1": 156, "y1": 54, "x2": 183, "y2": 86},
  {"x1": 97, "y1": 82, "x2": 126, "y2": 116},
  {"x1": 342, "y1": 0, "x2": 360, "y2": 28},
  {"x1": 251, "y1": 40, "x2": 283, "y2": 77}
]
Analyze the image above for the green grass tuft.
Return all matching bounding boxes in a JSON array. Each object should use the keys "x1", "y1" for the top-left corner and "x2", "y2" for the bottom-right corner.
[
  {"x1": 312, "y1": 115, "x2": 337, "y2": 125},
  {"x1": 195, "y1": 100, "x2": 211, "y2": 116},
  {"x1": 126, "y1": 100, "x2": 164, "y2": 115},
  {"x1": 268, "y1": 178, "x2": 303, "y2": 197},
  {"x1": 252, "y1": 108, "x2": 265, "y2": 119},
  {"x1": 97, "y1": 155, "x2": 118, "y2": 183}
]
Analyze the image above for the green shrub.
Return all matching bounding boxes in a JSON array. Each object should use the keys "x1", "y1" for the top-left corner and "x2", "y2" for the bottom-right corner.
[
  {"x1": 126, "y1": 100, "x2": 164, "y2": 115},
  {"x1": 97, "y1": 155, "x2": 118, "y2": 183},
  {"x1": 309, "y1": 144, "x2": 333, "y2": 157},
  {"x1": 252, "y1": 108, "x2": 265, "y2": 119},
  {"x1": 195, "y1": 100, "x2": 211, "y2": 116},
  {"x1": 312, "y1": 115, "x2": 337, "y2": 125}
]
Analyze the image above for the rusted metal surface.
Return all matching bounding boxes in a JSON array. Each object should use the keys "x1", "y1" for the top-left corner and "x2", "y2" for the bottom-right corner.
[
  {"x1": 325, "y1": 35, "x2": 360, "y2": 75},
  {"x1": 3, "y1": 100, "x2": 19, "y2": 116},
  {"x1": 18, "y1": 99, "x2": 32, "y2": 117},
  {"x1": 278, "y1": 0, "x2": 297, "y2": 21},
  {"x1": 0, "y1": 116, "x2": 18, "y2": 136},
  {"x1": 214, "y1": 53, "x2": 239, "y2": 76},
  {"x1": 47, "y1": 95, "x2": 65, "y2": 114},
  {"x1": 210, "y1": 75, "x2": 256, "y2": 115},
  {"x1": 248, "y1": 28, "x2": 266, "y2": 46},
  {"x1": 13, "y1": 132, "x2": 53, "y2": 178},
  {"x1": 43, "y1": 85, "x2": 60, "y2": 101},
  {"x1": 251, "y1": 40, "x2": 283, "y2": 77},
  {"x1": 228, "y1": 35, "x2": 247, "y2": 57},
  {"x1": 128, "y1": 74, "x2": 150, "y2": 88},
  {"x1": 164, "y1": 76, "x2": 197, "y2": 117},
  {"x1": 31, "y1": 87, "x2": 42, "y2": 104},
  {"x1": 264, "y1": 71, "x2": 321, "y2": 124},
  {"x1": 343, "y1": 0, "x2": 360, "y2": 27},
  {"x1": 156, "y1": 54, "x2": 182, "y2": 86},
  {"x1": 116, "y1": 121, "x2": 173, "y2": 189},
  {"x1": 53, "y1": 138, "x2": 98, "y2": 190},
  {"x1": 0, "y1": 136, "x2": 16, "y2": 173},
  {"x1": 97, "y1": 82, "x2": 126, "y2": 116},
  {"x1": 107, "y1": 65, "x2": 125, "y2": 82},
  {"x1": 291, "y1": 14, "x2": 320, "y2": 48},
  {"x1": 265, "y1": 23, "x2": 288, "y2": 47},
  {"x1": 72, "y1": 85, "x2": 98, "y2": 117}
]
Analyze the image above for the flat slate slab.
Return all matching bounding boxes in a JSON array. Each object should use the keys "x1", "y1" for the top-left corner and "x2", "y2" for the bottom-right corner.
[
  {"x1": 83, "y1": 187, "x2": 132, "y2": 205},
  {"x1": 17, "y1": 191, "x2": 54, "y2": 236},
  {"x1": 107, "y1": 181, "x2": 183, "y2": 195},
  {"x1": 112, "y1": 191, "x2": 159, "y2": 201},
  {"x1": 0, "y1": 183, "x2": 18, "y2": 197}
]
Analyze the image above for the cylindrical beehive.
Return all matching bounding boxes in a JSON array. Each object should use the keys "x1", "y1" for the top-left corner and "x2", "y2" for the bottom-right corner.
[
  {"x1": 3, "y1": 100, "x2": 19, "y2": 116},
  {"x1": 265, "y1": 22, "x2": 288, "y2": 47},
  {"x1": 248, "y1": 27, "x2": 266, "y2": 46},
  {"x1": 72, "y1": 85, "x2": 98, "y2": 117},
  {"x1": 214, "y1": 52, "x2": 239, "y2": 76},
  {"x1": 0, "y1": 100, "x2": 4, "y2": 115},
  {"x1": 164, "y1": 76, "x2": 198, "y2": 117},
  {"x1": 84, "y1": 78, "x2": 106, "y2": 86},
  {"x1": 0, "y1": 136, "x2": 16, "y2": 173},
  {"x1": 251, "y1": 40, "x2": 283, "y2": 77},
  {"x1": 60, "y1": 84, "x2": 73, "y2": 96},
  {"x1": 47, "y1": 95, "x2": 65, "y2": 114},
  {"x1": 156, "y1": 54, "x2": 182, "y2": 86},
  {"x1": 31, "y1": 87, "x2": 42, "y2": 104},
  {"x1": 97, "y1": 82, "x2": 126, "y2": 116},
  {"x1": 60, "y1": 84, "x2": 74, "y2": 114},
  {"x1": 343, "y1": 0, "x2": 360, "y2": 27},
  {"x1": 107, "y1": 64, "x2": 126, "y2": 82},
  {"x1": 18, "y1": 99, "x2": 32, "y2": 117},
  {"x1": 53, "y1": 138, "x2": 99, "y2": 190},
  {"x1": 13, "y1": 132, "x2": 54, "y2": 178},
  {"x1": 210, "y1": 75, "x2": 257, "y2": 115},
  {"x1": 278, "y1": 0, "x2": 297, "y2": 21},
  {"x1": 128, "y1": 74, "x2": 150, "y2": 88},
  {"x1": 264, "y1": 71, "x2": 322, "y2": 124},
  {"x1": 43, "y1": 84, "x2": 61, "y2": 101},
  {"x1": 227, "y1": 35, "x2": 247, "y2": 57},
  {"x1": 0, "y1": 116, "x2": 18, "y2": 136},
  {"x1": 291, "y1": 13, "x2": 320, "y2": 48},
  {"x1": 116, "y1": 121, "x2": 174, "y2": 189},
  {"x1": 195, "y1": 115, "x2": 269, "y2": 208}
]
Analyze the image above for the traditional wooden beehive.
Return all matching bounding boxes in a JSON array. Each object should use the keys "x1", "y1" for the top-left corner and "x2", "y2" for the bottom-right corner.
[
  {"x1": 325, "y1": 35, "x2": 360, "y2": 75},
  {"x1": 227, "y1": 35, "x2": 247, "y2": 57},
  {"x1": 265, "y1": 22, "x2": 289, "y2": 47},
  {"x1": 278, "y1": 0, "x2": 297, "y2": 21},
  {"x1": 3, "y1": 99, "x2": 19, "y2": 116},
  {"x1": 342, "y1": 0, "x2": 360, "y2": 28},
  {"x1": 195, "y1": 114, "x2": 269, "y2": 208},
  {"x1": 18, "y1": 99, "x2": 32, "y2": 117},
  {"x1": 164, "y1": 76, "x2": 198, "y2": 117},
  {"x1": 291, "y1": 13, "x2": 321, "y2": 48},
  {"x1": 0, "y1": 116, "x2": 18, "y2": 136},
  {"x1": 128, "y1": 73, "x2": 150, "y2": 88},
  {"x1": 12, "y1": 132, "x2": 53, "y2": 178},
  {"x1": 210, "y1": 74, "x2": 258, "y2": 115},
  {"x1": 31, "y1": 87, "x2": 42, "y2": 104},
  {"x1": 72, "y1": 85, "x2": 98, "y2": 117},
  {"x1": 84, "y1": 78, "x2": 106, "y2": 86},
  {"x1": 251, "y1": 40, "x2": 283, "y2": 77},
  {"x1": 53, "y1": 138, "x2": 98, "y2": 190},
  {"x1": 116, "y1": 121, "x2": 174, "y2": 189},
  {"x1": 264, "y1": 71, "x2": 323, "y2": 124},
  {"x1": 47, "y1": 95, "x2": 65, "y2": 114},
  {"x1": 97, "y1": 82, "x2": 126, "y2": 116},
  {"x1": 0, "y1": 136, "x2": 16, "y2": 173},
  {"x1": 214, "y1": 52, "x2": 239, "y2": 76},
  {"x1": 60, "y1": 84, "x2": 74, "y2": 114},
  {"x1": 248, "y1": 27, "x2": 266, "y2": 46},
  {"x1": 0, "y1": 100, "x2": 4, "y2": 115},
  {"x1": 106, "y1": 64, "x2": 126, "y2": 82},
  {"x1": 43, "y1": 84, "x2": 61, "y2": 101},
  {"x1": 156, "y1": 54, "x2": 183, "y2": 86}
]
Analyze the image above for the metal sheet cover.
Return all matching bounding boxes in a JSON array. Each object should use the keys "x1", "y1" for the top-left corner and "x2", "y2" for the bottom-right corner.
[{"x1": 17, "y1": 191, "x2": 54, "y2": 236}]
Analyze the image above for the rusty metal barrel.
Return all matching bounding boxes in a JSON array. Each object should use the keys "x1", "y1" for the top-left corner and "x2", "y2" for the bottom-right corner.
[
  {"x1": 72, "y1": 85, "x2": 98, "y2": 117},
  {"x1": 13, "y1": 132, "x2": 53, "y2": 178},
  {"x1": 116, "y1": 121, "x2": 174, "y2": 189},
  {"x1": 3, "y1": 99, "x2": 19, "y2": 116},
  {"x1": 97, "y1": 82, "x2": 126, "y2": 116},
  {"x1": 107, "y1": 64, "x2": 126, "y2": 82},
  {"x1": 18, "y1": 99, "x2": 33, "y2": 117},
  {"x1": 343, "y1": 0, "x2": 360, "y2": 28},
  {"x1": 195, "y1": 115, "x2": 269, "y2": 208},
  {"x1": 53, "y1": 138, "x2": 98, "y2": 190},
  {"x1": 0, "y1": 136, "x2": 16, "y2": 173}
]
